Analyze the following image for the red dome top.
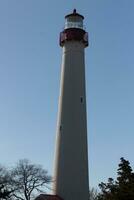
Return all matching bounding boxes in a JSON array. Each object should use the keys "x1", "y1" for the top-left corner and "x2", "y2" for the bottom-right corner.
[{"x1": 65, "y1": 9, "x2": 84, "y2": 19}]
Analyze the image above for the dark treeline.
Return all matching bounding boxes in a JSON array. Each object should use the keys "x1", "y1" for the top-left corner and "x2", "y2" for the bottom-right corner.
[{"x1": 0, "y1": 157, "x2": 134, "y2": 200}]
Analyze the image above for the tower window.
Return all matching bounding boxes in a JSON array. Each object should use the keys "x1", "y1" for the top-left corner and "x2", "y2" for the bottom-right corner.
[
  {"x1": 80, "y1": 96, "x2": 84, "y2": 103},
  {"x1": 60, "y1": 125, "x2": 62, "y2": 131}
]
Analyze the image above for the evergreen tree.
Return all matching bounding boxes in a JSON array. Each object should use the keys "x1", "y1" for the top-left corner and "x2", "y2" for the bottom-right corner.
[
  {"x1": 116, "y1": 157, "x2": 134, "y2": 200},
  {"x1": 97, "y1": 157, "x2": 134, "y2": 200}
]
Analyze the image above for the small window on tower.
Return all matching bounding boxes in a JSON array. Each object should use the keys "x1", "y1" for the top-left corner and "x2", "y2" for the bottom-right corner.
[
  {"x1": 60, "y1": 125, "x2": 62, "y2": 131},
  {"x1": 80, "y1": 96, "x2": 84, "y2": 103}
]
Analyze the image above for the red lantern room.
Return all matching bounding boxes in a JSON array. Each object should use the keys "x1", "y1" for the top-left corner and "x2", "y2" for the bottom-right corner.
[{"x1": 60, "y1": 9, "x2": 88, "y2": 47}]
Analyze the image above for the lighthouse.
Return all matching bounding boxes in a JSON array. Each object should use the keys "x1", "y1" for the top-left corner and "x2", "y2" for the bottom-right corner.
[
  {"x1": 35, "y1": 9, "x2": 89, "y2": 200},
  {"x1": 53, "y1": 9, "x2": 89, "y2": 200}
]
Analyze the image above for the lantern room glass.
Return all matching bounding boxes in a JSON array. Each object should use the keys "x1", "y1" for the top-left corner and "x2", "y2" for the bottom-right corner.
[{"x1": 65, "y1": 17, "x2": 84, "y2": 30}]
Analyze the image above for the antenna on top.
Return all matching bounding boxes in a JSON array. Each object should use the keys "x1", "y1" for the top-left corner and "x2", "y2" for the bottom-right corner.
[{"x1": 73, "y1": 9, "x2": 77, "y2": 13}]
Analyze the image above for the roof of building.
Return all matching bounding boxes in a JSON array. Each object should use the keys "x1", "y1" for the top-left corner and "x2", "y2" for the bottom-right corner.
[
  {"x1": 34, "y1": 194, "x2": 63, "y2": 200},
  {"x1": 65, "y1": 9, "x2": 84, "y2": 19}
]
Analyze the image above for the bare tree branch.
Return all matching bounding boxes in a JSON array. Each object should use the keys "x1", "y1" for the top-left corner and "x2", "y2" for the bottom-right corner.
[{"x1": 10, "y1": 159, "x2": 51, "y2": 200}]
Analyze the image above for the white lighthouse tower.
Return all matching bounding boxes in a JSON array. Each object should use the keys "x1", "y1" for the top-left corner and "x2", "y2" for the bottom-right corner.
[
  {"x1": 53, "y1": 9, "x2": 89, "y2": 200},
  {"x1": 35, "y1": 9, "x2": 89, "y2": 200}
]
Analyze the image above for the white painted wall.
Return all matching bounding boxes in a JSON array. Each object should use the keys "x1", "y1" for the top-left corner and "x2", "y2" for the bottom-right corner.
[{"x1": 53, "y1": 41, "x2": 89, "y2": 200}]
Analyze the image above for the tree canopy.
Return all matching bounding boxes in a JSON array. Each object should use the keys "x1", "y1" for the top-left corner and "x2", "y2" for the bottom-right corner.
[
  {"x1": 12, "y1": 159, "x2": 51, "y2": 200},
  {"x1": 0, "y1": 157, "x2": 134, "y2": 200},
  {"x1": 97, "y1": 157, "x2": 134, "y2": 200},
  {"x1": 89, "y1": 187, "x2": 98, "y2": 200},
  {"x1": 0, "y1": 166, "x2": 13, "y2": 199},
  {"x1": 0, "y1": 159, "x2": 51, "y2": 200}
]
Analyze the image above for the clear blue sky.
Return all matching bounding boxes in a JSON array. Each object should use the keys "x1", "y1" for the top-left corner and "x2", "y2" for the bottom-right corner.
[{"x1": 0, "y1": 0, "x2": 134, "y2": 189}]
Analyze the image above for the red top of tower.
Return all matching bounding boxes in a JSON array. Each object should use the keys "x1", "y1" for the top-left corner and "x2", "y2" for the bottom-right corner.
[
  {"x1": 59, "y1": 9, "x2": 88, "y2": 47},
  {"x1": 65, "y1": 9, "x2": 84, "y2": 20}
]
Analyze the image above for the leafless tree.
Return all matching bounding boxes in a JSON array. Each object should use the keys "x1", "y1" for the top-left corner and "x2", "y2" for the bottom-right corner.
[
  {"x1": 89, "y1": 187, "x2": 98, "y2": 200},
  {"x1": 11, "y1": 159, "x2": 51, "y2": 200},
  {"x1": 0, "y1": 166, "x2": 13, "y2": 199}
]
